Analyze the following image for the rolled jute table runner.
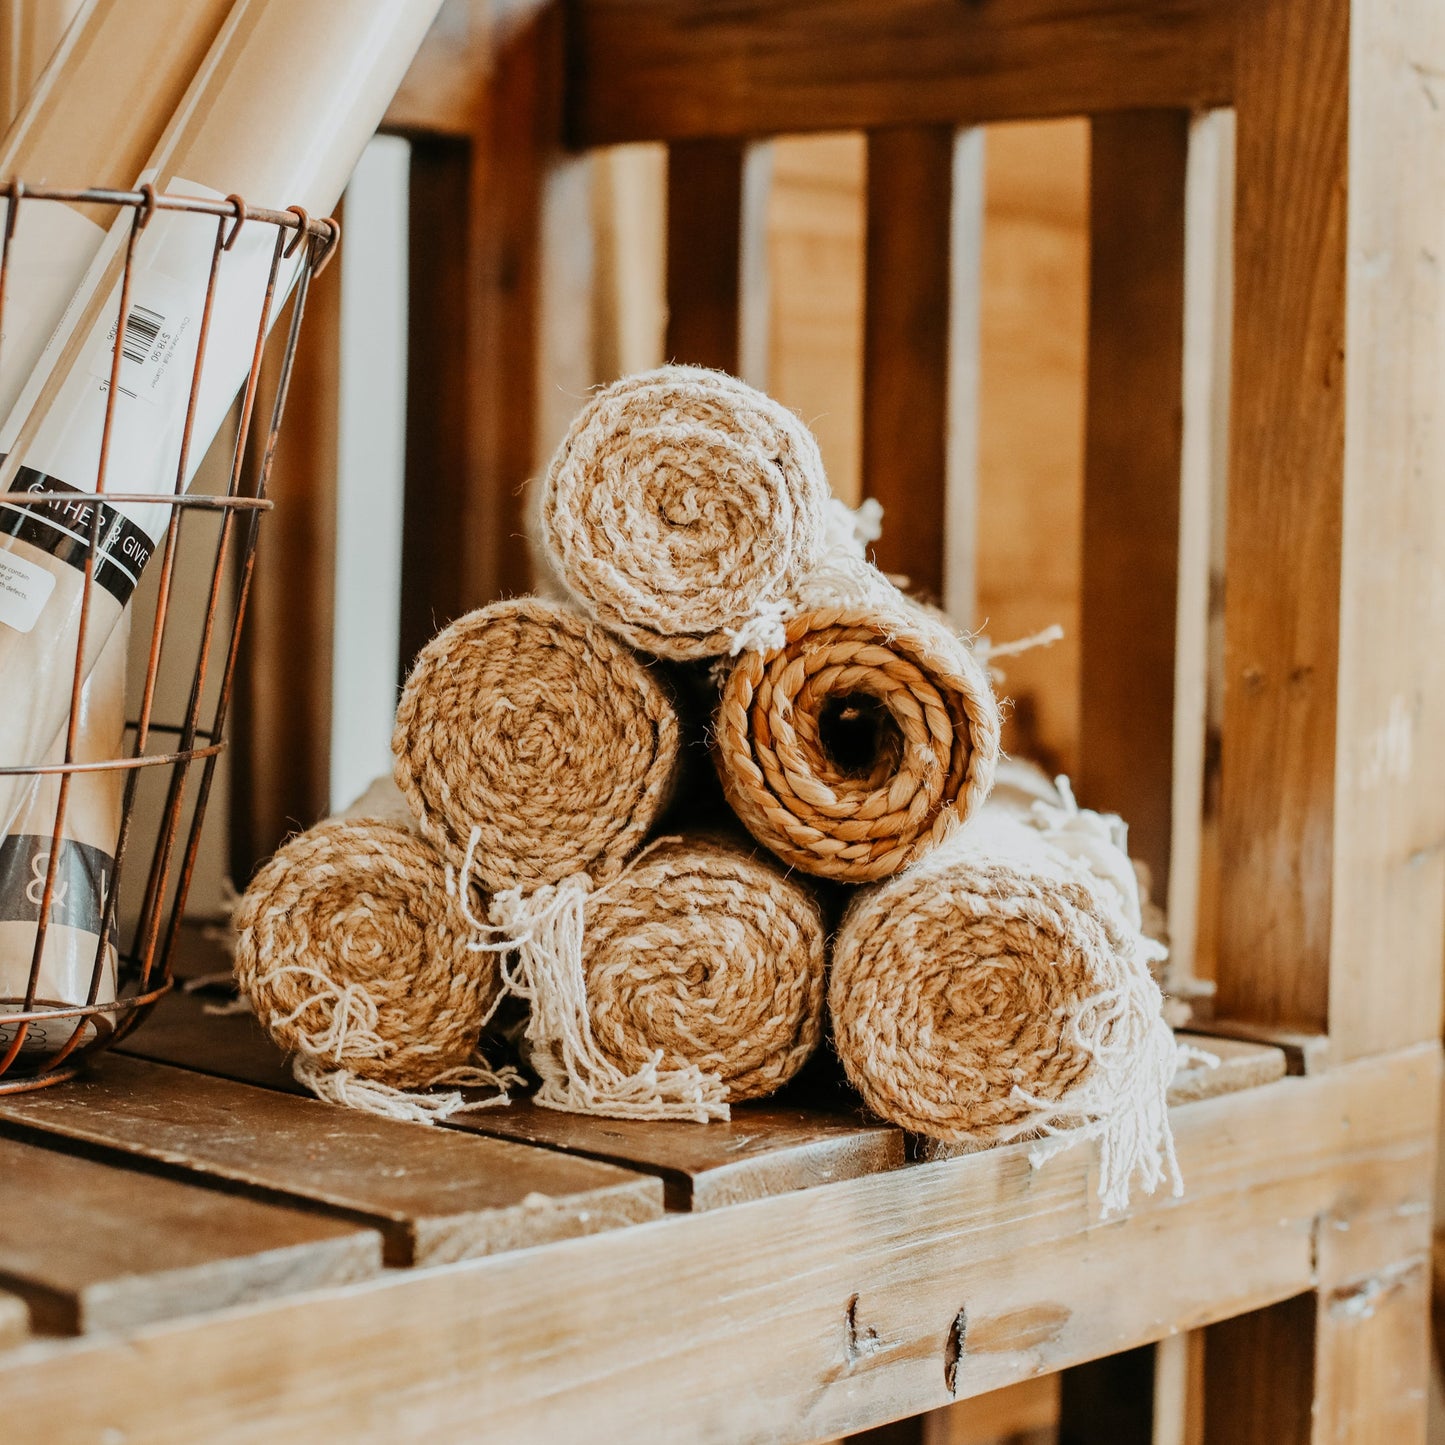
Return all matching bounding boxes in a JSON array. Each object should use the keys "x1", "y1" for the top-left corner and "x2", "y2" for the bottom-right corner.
[
  {"x1": 394, "y1": 596, "x2": 744, "y2": 1122},
  {"x1": 829, "y1": 761, "x2": 1194, "y2": 1214},
  {"x1": 559, "y1": 837, "x2": 826, "y2": 1113},
  {"x1": 234, "y1": 814, "x2": 517, "y2": 1124},
  {"x1": 537, "y1": 366, "x2": 833, "y2": 660}
]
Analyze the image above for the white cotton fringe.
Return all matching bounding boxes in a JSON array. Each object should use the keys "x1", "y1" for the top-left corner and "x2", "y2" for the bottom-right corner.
[
  {"x1": 248, "y1": 961, "x2": 521, "y2": 1127},
  {"x1": 453, "y1": 832, "x2": 731, "y2": 1123},
  {"x1": 998, "y1": 767, "x2": 1215, "y2": 1213}
]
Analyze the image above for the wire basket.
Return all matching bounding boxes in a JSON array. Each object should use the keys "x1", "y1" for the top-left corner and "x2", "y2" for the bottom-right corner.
[{"x1": 0, "y1": 183, "x2": 338, "y2": 1093}]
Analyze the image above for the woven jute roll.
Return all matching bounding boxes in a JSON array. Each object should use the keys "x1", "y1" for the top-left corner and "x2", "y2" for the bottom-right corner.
[
  {"x1": 538, "y1": 366, "x2": 832, "y2": 660},
  {"x1": 829, "y1": 763, "x2": 1188, "y2": 1213},
  {"x1": 714, "y1": 599, "x2": 1001, "y2": 882},
  {"x1": 234, "y1": 817, "x2": 513, "y2": 1123},
  {"x1": 392, "y1": 597, "x2": 680, "y2": 893},
  {"x1": 577, "y1": 837, "x2": 825, "y2": 1103}
]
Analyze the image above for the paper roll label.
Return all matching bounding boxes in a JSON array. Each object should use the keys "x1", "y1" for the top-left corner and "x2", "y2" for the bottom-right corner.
[
  {"x1": 0, "y1": 834, "x2": 111, "y2": 935},
  {"x1": 0, "y1": 471, "x2": 152, "y2": 605},
  {"x1": 0, "y1": 544, "x2": 55, "y2": 631}
]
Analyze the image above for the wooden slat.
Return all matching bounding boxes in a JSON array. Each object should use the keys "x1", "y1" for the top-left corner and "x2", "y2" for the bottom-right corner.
[
  {"x1": 0, "y1": 1287, "x2": 26, "y2": 1351},
  {"x1": 1078, "y1": 109, "x2": 1189, "y2": 895},
  {"x1": 665, "y1": 138, "x2": 744, "y2": 372},
  {"x1": 381, "y1": 0, "x2": 491, "y2": 138},
  {"x1": 1166, "y1": 1034, "x2": 1287, "y2": 1106},
  {"x1": 1218, "y1": 0, "x2": 1445, "y2": 1057},
  {"x1": 231, "y1": 256, "x2": 342, "y2": 877},
  {"x1": 863, "y1": 126, "x2": 953, "y2": 600},
  {"x1": 0, "y1": 1135, "x2": 379, "y2": 1334},
  {"x1": 0, "y1": 1046, "x2": 1433, "y2": 1441},
  {"x1": 0, "y1": 1055, "x2": 663, "y2": 1265},
  {"x1": 569, "y1": 0, "x2": 1236, "y2": 145},
  {"x1": 1203, "y1": 1294, "x2": 1316, "y2": 1444},
  {"x1": 119, "y1": 931, "x2": 904, "y2": 1211},
  {"x1": 456, "y1": 1098, "x2": 904, "y2": 1210}
]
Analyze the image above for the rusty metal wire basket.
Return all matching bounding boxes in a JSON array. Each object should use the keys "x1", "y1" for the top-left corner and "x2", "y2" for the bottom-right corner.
[{"x1": 0, "y1": 183, "x2": 338, "y2": 1092}]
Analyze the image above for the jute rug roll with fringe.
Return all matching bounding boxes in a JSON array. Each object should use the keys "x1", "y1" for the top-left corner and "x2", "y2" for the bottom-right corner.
[
  {"x1": 573, "y1": 837, "x2": 826, "y2": 1103},
  {"x1": 828, "y1": 763, "x2": 1185, "y2": 1214},
  {"x1": 392, "y1": 597, "x2": 680, "y2": 893},
  {"x1": 714, "y1": 601, "x2": 1000, "y2": 882},
  {"x1": 538, "y1": 366, "x2": 832, "y2": 660},
  {"x1": 234, "y1": 817, "x2": 513, "y2": 1123}
]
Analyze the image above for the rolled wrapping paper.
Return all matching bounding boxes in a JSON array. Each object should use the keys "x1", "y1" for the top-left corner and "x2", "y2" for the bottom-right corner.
[
  {"x1": 575, "y1": 837, "x2": 825, "y2": 1106},
  {"x1": 0, "y1": 0, "x2": 445, "y2": 838},
  {"x1": 0, "y1": 616, "x2": 127, "y2": 1060},
  {"x1": 538, "y1": 366, "x2": 833, "y2": 660},
  {"x1": 714, "y1": 597, "x2": 1000, "y2": 882},
  {"x1": 233, "y1": 816, "x2": 516, "y2": 1125},
  {"x1": 829, "y1": 762, "x2": 1187, "y2": 1214},
  {"x1": 392, "y1": 597, "x2": 681, "y2": 891}
]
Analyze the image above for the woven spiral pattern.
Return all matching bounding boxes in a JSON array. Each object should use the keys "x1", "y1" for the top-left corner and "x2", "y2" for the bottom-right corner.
[
  {"x1": 392, "y1": 598, "x2": 680, "y2": 892},
  {"x1": 234, "y1": 819, "x2": 498, "y2": 1089},
  {"x1": 581, "y1": 839, "x2": 825, "y2": 1101},
  {"x1": 714, "y1": 604, "x2": 1000, "y2": 881},
  {"x1": 829, "y1": 821, "x2": 1153, "y2": 1144},
  {"x1": 539, "y1": 366, "x2": 832, "y2": 659}
]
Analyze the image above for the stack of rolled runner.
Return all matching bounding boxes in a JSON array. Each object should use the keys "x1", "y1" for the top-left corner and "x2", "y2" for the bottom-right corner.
[{"x1": 238, "y1": 364, "x2": 1187, "y2": 1212}]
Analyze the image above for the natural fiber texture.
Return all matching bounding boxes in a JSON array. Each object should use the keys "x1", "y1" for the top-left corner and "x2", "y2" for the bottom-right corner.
[
  {"x1": 714, "y1": 600, "x2": 1000, "y2": 881},
  {"x1": 539, "y1": 366, "x2": 832, "y2": 660},
  {"x1": 830, "y1": 764, "x2": 1185, "y2": 1214},
  {"x1": 579, "y1": 837, "x2": 825, "y2": 1102},
  {"x1": 234, "y1": 818, "x2": 515, "y2": 1123},
  {"x1": 392, "y1": 597, "x2": 680, "y2": 892}
]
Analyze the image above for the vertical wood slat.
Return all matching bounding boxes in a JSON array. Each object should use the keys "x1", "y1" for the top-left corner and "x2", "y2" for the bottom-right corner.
[
  {"x1": 1217, "y1": 0, "x2": 1445, "y2": 1055},
  {"x1": 863, "y1": 126, "x2": 953, "y2": 601},
  {"x1": 1203, "y1": 1294, "x2": 1316, "y2": 1444},
  {"x1": 665, "y1": 137, "x2": 745, "y2": 372},
  {"x1": 231, "y1": 258, "x2": 342, "y2": 878},
  {"x1": 1078, "y1": 109, "x2": 1188, "y2": 896},
  {"x1": 398, "y1": 1, "x2": 584, "y2": 671}
]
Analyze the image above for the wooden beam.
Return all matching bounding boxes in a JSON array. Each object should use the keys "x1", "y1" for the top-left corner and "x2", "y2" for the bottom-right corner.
[
  {"x1": 381, "y1": 0, "x2": 492, "y2": 139},
  {"x1": 664, "y1": 138, "x2": 744, "y2": 372},
  {"x1": 863, "y1": 126, "x2": 953, "y2": 601},
  {"x1": 1079, "y1": 110, "x2": 1189, "y2": 894},
  {"x1": 1216, "y1": 0, "x2": 1445, "y2": 1055},
  {"x1": 568, "y1": 0, "x2": 1236, "y2": 145},
  {"x1": 0, "y1": 1046, "x2": 1433, "y2": 1441}
]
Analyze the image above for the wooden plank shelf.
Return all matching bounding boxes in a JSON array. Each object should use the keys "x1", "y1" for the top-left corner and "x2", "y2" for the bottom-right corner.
[
  {"x1": 0, "y1": 1055, "x2": 664, "y2": 1265},
  {"x1": 0, "y1": 1134, "x2": 380, "y2": 1335}
]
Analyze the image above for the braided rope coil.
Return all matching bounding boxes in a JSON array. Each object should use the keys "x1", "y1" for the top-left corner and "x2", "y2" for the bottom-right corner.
[
  {"x1": 392, "y1": 597, "x2": 680, "y2": 892},
  {"x1": 539, "y1": 366, "x2": 832, "y2": 659},
  {"x1": 233, "y1": 818, "x2": 501, "y2": 1091},
  {"x1": 580, "y1": 837, "x2": 826, "y2": 1102},
  {"x1": 714, "y1": 603, "x2": 1000, "y2": 881}
]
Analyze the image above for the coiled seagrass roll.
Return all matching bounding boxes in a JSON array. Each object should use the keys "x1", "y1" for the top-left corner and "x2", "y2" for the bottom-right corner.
[
  {"x1": 234, "y1": 817, "x2": 510, "y2": 1120},
  {"x1": 828, "y1": 765, "x2": 1181, "y2": 1213},
  {"x1": 578, "y1": 837, "x2": 826, "y2": 1103},
  {"x1": 538, "y1": 366, "x2": 832, "y2": 660},
  {"x1": 392, "y1": 597, "x2": 680, "y2": 892},
  {"x1": 714, "y1": 601, "x2": 1001, "y2": 882}
]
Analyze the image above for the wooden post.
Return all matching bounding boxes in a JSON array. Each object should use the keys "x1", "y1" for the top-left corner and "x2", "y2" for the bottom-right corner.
[
  {"x1": 1078, "y1": 109, "x2": 1188, "y2": 896},
  {"x1": 1215, "y1": 0, "x2": 1445, "y2": 1057},
  {"x1": 863, "y1": 126, "x2": 953, "y2": 601},
  {"x1": 665, "y1": 138, "x2": 745, "y2": 373}
]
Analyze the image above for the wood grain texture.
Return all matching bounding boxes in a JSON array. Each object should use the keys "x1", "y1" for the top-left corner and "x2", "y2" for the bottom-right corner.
[
  {"x1": 1203, "y1": 1293, "x2": 1316, "y2": 1444},
  {"x1": 665, "y1": 137, "x2": 744, "y2": 372},
  {"x1": 1078, "y1": 109, "x2": 1188, "y2": 897},
  {"x1": 863, "y1": 126, "x2": 953, "y2": 600},
  {"x1": 0, "y1": 1134, "x2": 379, "y2": 1335},
  {"x1": 0, "y1": 1054, "x2": 663, "y2": 1264},
  {"x1": 568, "y1": 0, "x2": 1236, "y2": 144},
  {"x1": 455, "y1": 1098, "x2": 904, "y2": 1210},
  {"x1": 1218, "y1": 0, "x2": 1445, "y2": 1058},
  {"x1": 381, "y1": 0, "x2": 492, "y2": 138},
  {"x1": 0, "y1": 1046, "x2": 1432, "y2": 1441}
]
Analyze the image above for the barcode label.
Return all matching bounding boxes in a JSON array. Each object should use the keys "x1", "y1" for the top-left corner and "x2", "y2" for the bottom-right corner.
[{"x1": 120, "y1": 303, "x2": 164, "y2": 365}]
